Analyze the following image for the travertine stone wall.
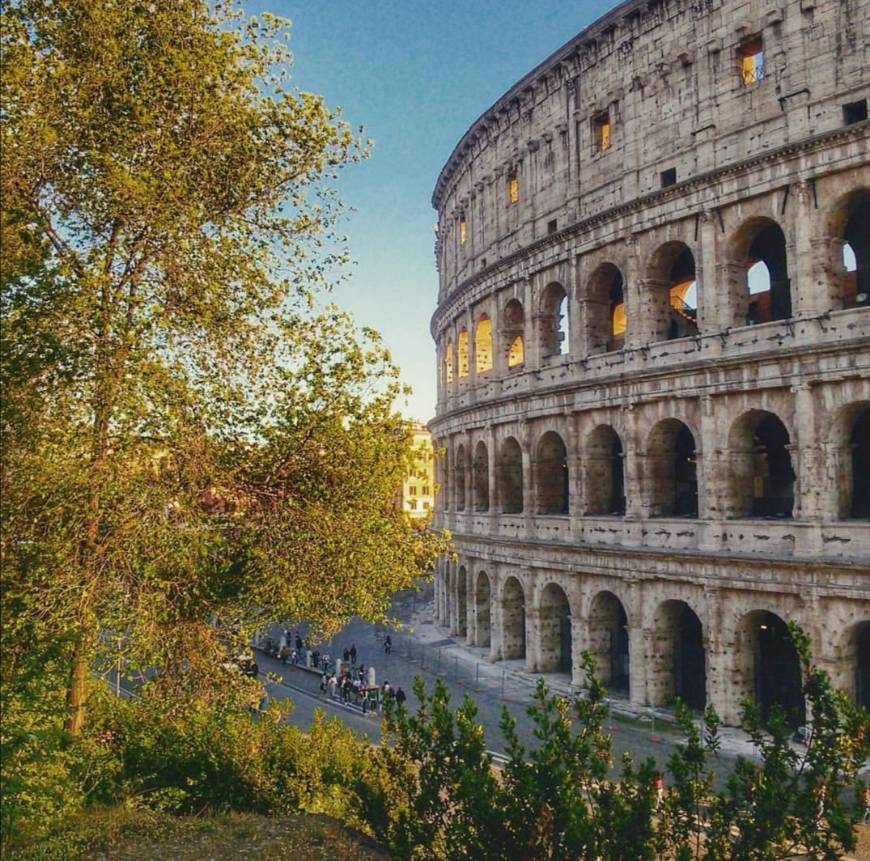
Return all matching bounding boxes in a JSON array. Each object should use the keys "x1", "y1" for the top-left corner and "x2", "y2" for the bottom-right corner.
[{"x1": 429, "y1": 0, "x2": 870, "y2": 724}]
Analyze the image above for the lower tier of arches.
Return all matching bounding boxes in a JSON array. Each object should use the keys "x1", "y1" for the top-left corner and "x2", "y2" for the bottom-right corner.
[{"x1": 433, "y1": 552, "x2": 869, "y2": 728}]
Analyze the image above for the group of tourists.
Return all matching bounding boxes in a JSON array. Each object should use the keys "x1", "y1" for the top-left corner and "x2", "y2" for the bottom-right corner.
[{"x1": 260, "y1": 629, "x2": 407, "y2": 716}]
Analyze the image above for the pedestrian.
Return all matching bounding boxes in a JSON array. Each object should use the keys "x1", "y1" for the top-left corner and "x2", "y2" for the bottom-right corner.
[
  {"x1": 320, "y1": 672, "x2": 328, "y2": 695},
  {"x1": 296, "y1": 635, "x2": 303, "y2": 652},
  {"x1": 350, "y1": 643, "x2": 357, "y2": 666},
  {"x1": 382, "y1": 680, "x2": 391, "y2": 697},
  {"x1": 654, "y1": 774, "x2": 664, "y2": 810},
  {"x1": 343, "y1": 647, "x2": 350, "y2": 664},
  {"x1": 384, "y1": 635, "x2": 392, "y2": 655},
  {"x1": 395, "y1": 686, "x2": 406, "y2": 707},
  {"x1": 862, "y1": 784, "x2": 869, "y2": 824},
  {"x1": 328, "y1": 674, "x2": 337, "y2": 699}
]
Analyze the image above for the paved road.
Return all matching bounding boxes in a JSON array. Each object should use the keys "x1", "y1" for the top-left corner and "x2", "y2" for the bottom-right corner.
[{"x1": 260, "y1": 591, "x2": 740, "y2": 789}]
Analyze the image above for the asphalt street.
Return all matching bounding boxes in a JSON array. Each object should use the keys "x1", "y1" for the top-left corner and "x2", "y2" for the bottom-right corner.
[{"x1": 259, "y1": 591, "x2": 741, "y2": 790}]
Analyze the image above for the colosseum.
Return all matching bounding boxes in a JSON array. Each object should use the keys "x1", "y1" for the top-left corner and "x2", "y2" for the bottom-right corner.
[{"x1": 428, "y1": 0, "x2": 869, "y2": 726}]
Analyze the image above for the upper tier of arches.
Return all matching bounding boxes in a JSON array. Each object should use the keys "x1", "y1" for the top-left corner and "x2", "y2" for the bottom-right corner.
[{"x1": 436, "y1": 184, "x2": 869, "y2": 399}]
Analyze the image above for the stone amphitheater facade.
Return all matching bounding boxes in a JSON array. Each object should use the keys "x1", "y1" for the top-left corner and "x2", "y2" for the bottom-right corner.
[{"x1": 428, "y1": 0, "x2": 870, "y2": 725}]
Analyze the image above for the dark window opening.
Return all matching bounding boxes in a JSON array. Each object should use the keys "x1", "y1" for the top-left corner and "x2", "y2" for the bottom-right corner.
[
  {"x1": 547, "y1": 219, "x2": 558, "y2": 235},
  {"x1": 661, "y1": 167, "x2": 677, "y2": 188},
  {"x1": 753, "y1": 612, "x2": 804, "y2": 729},
  {"x1": 751, "y1": 415, "x2": 795, "y2": 518},
  {"x1": 850, "y1": 407, "x2": 870, "y2": 519},
  {"x1": 843, "y1": 99, "x2": 868, "y2": 126},
  {"x1": 674, "y1": 426, "x2": 699, "y2": 518}
]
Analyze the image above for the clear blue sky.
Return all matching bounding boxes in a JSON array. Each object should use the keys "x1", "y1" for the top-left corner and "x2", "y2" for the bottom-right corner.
[{"x1": 250, "y1": 0, "x2": 616, "y2": 422}]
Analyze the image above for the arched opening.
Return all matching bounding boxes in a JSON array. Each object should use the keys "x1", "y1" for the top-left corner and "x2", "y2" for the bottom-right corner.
[
  {"x1": 457, "y1": 567, "x2": 468, "y2": 638},
  {"x1": 587, "y1": 263, "x2": 626, "y2": 354},
  {"x1": 846, "y1": 622, "x2": 870, "y2": 708},
  {"x1": 454, "y1": 444, "x2": 467, "y2": 511},
  {"x1": 540, "y1": 282, "x2": 569, "y2": 358},
  {"x1": 736, "y1": 611, "x2": 804, "y2": 728},
  {"x1": 588, "y1": 591, "x2": 630, "y2": 694},
  {"x1": 536, "y1": 431, "x2": 569, "y2": 515},
  {"x1": 585, "y1": 425, "x2": 625, "y2": 515},
  {"x1": 646, "y1": 242, "x2": 698, "y2": 342},
  {"x1": 497, "y1": 437, "x2": 523, "y2": 514},
  {"x1": 847, "y1": 405, "x2": 870, "y2": 519},
  {"x1": 650, "y1": 601, "x2": 706, "y2": 710},
  {"x1": 538, "y1": 583, "x2": 572, "y2": 674},
  {"x1": 474, "y1": 314, "x2": 493, "y2": 374},
  {"x1": 475, "y1": 571, "x2": 491, "y2": 647},
  {"x1": 457, "y1": 329, "x2": 469, "y2": 378},
  {"x1": 731, "y1": 219, "x2": 792, "y2": 325},
  {"x1": 727, "y1": 411, "x2": 795, "y2": 519},
  {"x1": 444, "y1": 342, "x2": 454, "y2": 387},
  {"x1": 646, "y1": 419, "x2": 698, "y2": 518},
  {"x1": 472, "y1": 441, "x2": 489, "y2": 512},
  {"x1": 502, "y1": 577, "x2": 526, "y2": 660},
  {"x1": 503, "y1": 299, "x2": 525, "y2": 369},
  {"x1": 840, "y1": 193, "x2": 870, "y2": 308},
  {"x1": 667, "y1": 248, "x2": 698, "y2": 340}
]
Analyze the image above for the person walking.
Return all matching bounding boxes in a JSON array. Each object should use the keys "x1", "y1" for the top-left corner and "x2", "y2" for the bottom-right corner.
[
  {"x1": 384, "y1": 635, "x2": 392, "y2": 655},
  {"x1": 395, "y1": 686, "x2": 407, "y2": 708},
  {"x1": 350, "y1": 643, "x2": 357, "y2": 666},
  {"x1": 343, "y1": 647, "x2": 350, "y2": 664}
]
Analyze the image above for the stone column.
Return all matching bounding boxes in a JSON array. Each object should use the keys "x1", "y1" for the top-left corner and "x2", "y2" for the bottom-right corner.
[
  {"x1": 489, "y1": 571, "x2": 504, "y2": 661},
  {"x1": 488, "y1": 425, "x2": 498, "y2": 535},
  {"x1": 698, "y1": 395, "x2": 719, "y2": 521},
  {"x1": 567, "y1": 414, "x2": 582, "y2": 540},
  {"x1": 622, "y1": 404, "x2": 643, "y2": 518},
  {"x1": 525, "y1": 605, "x2": 542, "y2": 673},
  {"x1": 792, "y1": 383, "x2": 818, "y2": 521},
  {"x1": 522, "y1": 424, "x2": 535, "y2": 534},
  {"x1": 697, "y1": 211, "x2": 721, "y2": 335},
  {"x1": 622, "y1": 237, "x2": 643, "y2": 351},
  {"x1": 627, "y1": 581, "x2": 646, "y2": 708},
  {"x1": 790, "y1": 180, "x2": 823, "y2": 316},
  {"x1": 703, "y1": 587, "x2": 730, "y2": 722},
  {"x1": 571, "y1": 615, "x2": 590, "y2": 688}
]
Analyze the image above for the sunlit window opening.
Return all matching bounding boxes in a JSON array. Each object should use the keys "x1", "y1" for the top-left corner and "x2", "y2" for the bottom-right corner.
[
  {"x1": 508, "y1": 335, "x2": 525, "y2": 368},
  {"x1": 459, "y1": 215, "x2": 467, "y2": 244},
  {"x1": 610, "y1": 276, "x2": 626, "y2": 341},
  {"x1": 666, "y1": 247, "x2": 698, "y2": 339},
  {"x1": 457, "y1": 329, "x2": 469, "y2": 377},
  {"x1": 594, "y1": 112, "x2": 611, "y2": 151},
  {"x1": 738, "y1": 37, "x2": 764, "y2": 85},
  {"x1": 508, "y1": 173, "x2": 519, "y2": 204},
  {"x1": 474, "y1": 315, "x2": 493, "y2": 373}
]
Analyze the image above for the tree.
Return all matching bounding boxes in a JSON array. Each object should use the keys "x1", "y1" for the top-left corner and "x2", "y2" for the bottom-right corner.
[{"x1": 1, "y1": 0, "x2": 448, "y2": 746}]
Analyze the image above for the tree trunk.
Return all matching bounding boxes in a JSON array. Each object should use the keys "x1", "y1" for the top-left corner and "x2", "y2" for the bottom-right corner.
[{"x1": 64, "y1": 625, "x2": 94, "y2": 735}]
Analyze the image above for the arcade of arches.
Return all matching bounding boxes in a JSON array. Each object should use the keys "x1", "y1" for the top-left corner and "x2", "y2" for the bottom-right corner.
[{"x1": 436, "y1": 561, "x2": 869, "y2": 727}]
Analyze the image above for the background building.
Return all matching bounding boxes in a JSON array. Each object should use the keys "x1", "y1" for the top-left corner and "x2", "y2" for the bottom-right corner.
[
  {"x1": 400, "y1": 422, "x2": 435, "y2": 522},
  {"x1": 428, "y1": 0, "x2": 869, "y2": 726}
]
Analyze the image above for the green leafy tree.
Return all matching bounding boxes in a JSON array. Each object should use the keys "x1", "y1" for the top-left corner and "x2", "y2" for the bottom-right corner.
[{"x1": 0, "y1": 0, "x2": 449, "y2": 834}]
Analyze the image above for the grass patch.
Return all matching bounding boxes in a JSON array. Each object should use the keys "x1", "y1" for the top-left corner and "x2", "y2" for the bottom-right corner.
[{"x1": 6, "y1": 808, "x2": 392, "y2": 861}]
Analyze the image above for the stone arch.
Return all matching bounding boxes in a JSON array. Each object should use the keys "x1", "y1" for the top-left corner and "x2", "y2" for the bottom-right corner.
[
  {"x1": 472, "y1": 440, "x2": 490, "y2": 512},
  {"x1": 503, "y1": 298, "x2": 525, "y2": 369},
  {"x1": 475, "y1": 570, "x2": 492, "y2": 647},
  {"x1": 457, "y1": 328, "x2": 470, "y2": 377},
  {"x1": 586, "y1": 262, "x2": 627, "y2": 354},
  {"x1": 842, "y1": 621, "x2": 870, "y2": 708},
  {"x1": 474, "y1": 313, "x2": 493, "y2": 374},
  {"x1": 537, "y1": 582, "x2": 572, "y2": 674},
  {"x1": 540, "y1": 282, "x2": 569, "y2": 357},
  {"x1": 456, "y1": 565, "x2": 468, "y2": 638},
  {"x1": 728, "y1": 217, "x2": 792, "y2": 325},
  {"x1": 646, "y1": 241, "x2": 698, "y2": 341},
  {"x1": 648, "y1": 600, "x2": 707, "y2": 710},
  {"x1": 501, "y1": 576, "x2": 526, "y2": 660},
  {"x1": 645, "y1": 418, "x2": 698, "y2": 518},
  {"x1": 536, "y1": 430, "x2": 569, "y2": 515},
  {"x1": 726, "y1": 410, "x2": 795, "y2": 519},
  {"x1": 497, "y1": 436, "x2": 523, "y2": 514},
  {"x1": 584, "y1": 424, "x2": 625, "y2": 515},
  {"x1": 588, "y1": 590, "x2": 630, "y2": 694},
  {"x1": 454, "y1": 443, "x2": 467, "y2": 511},
  {"x1": 830, "y1": 401, "x2": 870, "y2": 519},
  {"x1": 828, "y1": 188, "x2": 870, "y2": 309},
  {"x1": 734, "y1": 610, "x2": 805, "y2": 728}
]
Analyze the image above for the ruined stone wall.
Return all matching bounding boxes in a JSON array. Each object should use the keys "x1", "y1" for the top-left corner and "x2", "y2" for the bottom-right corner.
[{"x1": 429, "y1": 0, "x2": 870, "y2": 724}]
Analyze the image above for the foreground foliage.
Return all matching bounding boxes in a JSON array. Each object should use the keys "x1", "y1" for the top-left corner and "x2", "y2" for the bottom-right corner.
[
  {"x1": 1, "y1": 0, "x2": 448, "y2": 840},
  {"x1": 360, "y1": 632, "x2": 868, "y2": 861}
]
